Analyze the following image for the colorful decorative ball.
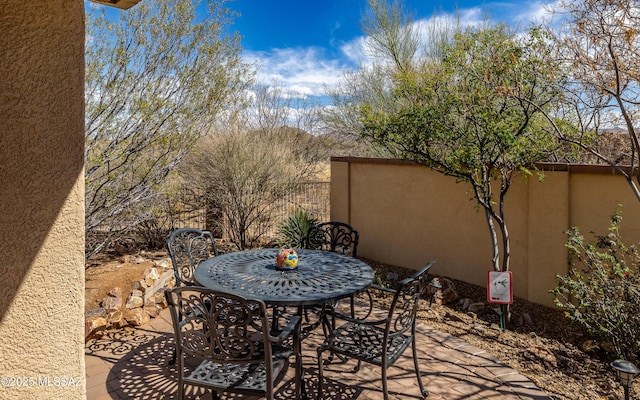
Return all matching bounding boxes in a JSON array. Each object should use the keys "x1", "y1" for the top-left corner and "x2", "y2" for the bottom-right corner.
[{"x1": 276, "y1": 248, "x2": 298, "y2": 270}]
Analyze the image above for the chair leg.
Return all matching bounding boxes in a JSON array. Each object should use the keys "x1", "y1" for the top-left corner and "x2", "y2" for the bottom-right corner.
[
  {"x1": 353, "y1": 360, "x2": 362, "y2": 373},
  {"x1": 412, "y1": 339, "x2": 429, "y2": 398},
  {"x1": 317, "y1": 347, "x2": 325, "y2": 400},
  {"x1": 176, "y1": 363, "x2": 184, "y2": 400},
  {"x1": 381, "y1": 364, "x2": 389, "y2": 400},
  {"x1": 169, "y1": 348, "x2": 177, "y2": 365},
  {"x1": 271, "y1": 305, "x2": 280, "y2": 333}
]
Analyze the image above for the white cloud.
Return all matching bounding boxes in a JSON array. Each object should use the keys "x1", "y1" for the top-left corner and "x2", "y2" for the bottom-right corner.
[
  {"x1": 511, "y1": 1, "x2": 557, "y2": 25},
  {"x1": 243, "y1": 1, "x2": 556, "y2": 105},
  {"x1": 243, "y1": 47, "x2": 351, "y2": 99}
]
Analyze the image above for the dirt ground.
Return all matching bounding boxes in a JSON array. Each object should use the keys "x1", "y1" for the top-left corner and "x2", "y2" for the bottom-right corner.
[
  {"x1": 85, "y1": 252, "x2": 634, "y2": 400},
  {"x1": 85, "y1": 250, "x2": 170, "y2": 311}
]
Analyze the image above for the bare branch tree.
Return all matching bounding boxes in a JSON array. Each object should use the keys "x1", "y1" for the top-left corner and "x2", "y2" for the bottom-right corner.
[
  {"x1": 182, "y1": 82, "x2": 325, "y2": 250},
  {"x1": 550, "y1": 0, "x2": 640, "y2": 200},
  {"x1": 84, "y1": 0, "x2": 250, "y2": 257}
]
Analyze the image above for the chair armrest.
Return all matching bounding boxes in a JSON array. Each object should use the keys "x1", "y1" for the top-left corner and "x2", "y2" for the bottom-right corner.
[
  {"x1": 270, "y1": 315, "x2": 301, "y2": 343},
  {"x1": 324, "y1": 307, "x2": 387, "y2": 327},
  {"x1": 369, "y1": 284, "x2": 396, "y2": 294}
]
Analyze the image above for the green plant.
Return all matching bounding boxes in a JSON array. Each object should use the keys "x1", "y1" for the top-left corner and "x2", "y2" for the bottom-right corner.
[
  {"x1": 551, "y1": 208, "x2": 640, "y2": 361},
  {"x1": 275, "y1": 210, "x2": 319, "y2": 249}
]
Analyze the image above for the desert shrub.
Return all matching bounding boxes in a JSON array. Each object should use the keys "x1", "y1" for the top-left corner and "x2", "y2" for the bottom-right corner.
[
  {"x1": 275, "y1": 210, "x2": 319, "y2": 249},
  {"x1": 551, "y1": 209, "x2": 640, "y2": 361}
]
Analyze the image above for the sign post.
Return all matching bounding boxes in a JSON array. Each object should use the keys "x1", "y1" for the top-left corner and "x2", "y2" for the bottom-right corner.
[{"x1": 487, "y1": 271, "x2": 513, "y2": 331}]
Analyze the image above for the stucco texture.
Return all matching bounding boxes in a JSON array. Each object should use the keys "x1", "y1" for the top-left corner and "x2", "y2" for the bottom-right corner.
[
  {"x1": 0, "y1": 1, "x2": 85, "y2": 398},
  {"x1": 331, "y1": 158, "x2": 640, "y2": 307}
]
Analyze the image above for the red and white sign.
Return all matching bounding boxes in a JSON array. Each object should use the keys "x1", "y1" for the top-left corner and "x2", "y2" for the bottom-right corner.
[{"x1": 487, "y1": 271, "x2": 513, "y2": 304}]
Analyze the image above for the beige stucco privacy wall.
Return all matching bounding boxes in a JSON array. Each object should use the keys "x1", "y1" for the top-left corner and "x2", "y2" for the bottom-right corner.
[
  {"x1": 0, "y1": 1, "x2": 86, "y2": 399},
  {"x1": 331, "y1": 157, "x2": 640, "y2": 307}
]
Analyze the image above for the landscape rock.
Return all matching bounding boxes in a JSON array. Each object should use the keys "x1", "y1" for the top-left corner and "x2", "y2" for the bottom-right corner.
[
  {"x1": 144, "y1": 304, "x2": 162, "y2": 318},
  {"x1": 153, "y1": 290, "x2": 168, "y2": 307},
  {"x1": 430, "y1": 277, "x2": 458, "y2": 305},
  {"x1": 106, "y1": 309, "x2": 127, "y2": 328},
  {"x1": 132, "y1": 280, "x2": 147, "y2": 292},
  {"x1": 101, "y1": 295, "x2": 122, "y2": 311},
  {"x1": 85, "y1": 260, "x2": 174, "y2": 339},
  {"x1": 86, "y1": 307, "x2": 107, "y2": 319},
  {"x1": 125, "y1": 295, "x2": 144, "y2": 309},
  {"x1": 123, "y1": 308, "x2": 150, "y2": 326},
  {"x1": 523, "y1": 312, "x2": 533, "y2": 327},
  {"x1": 85, "y1": 316, "x2": 108, "y2": 338},
  {"x1": 121, "y1": 254, "x2": 147, "y2": 264},
  {"x1": 144, "y1": 267, "x2": 160, "y2": 286},
  {"x1": 114, "y1": 238, "x2": 137, "y2": 255},
  {"x1": 154, "y1": 258, "x2": 172, "y2": 270},
  {"x1": 468, "y1": 302, "x2": 485, "y2": 313},
  {"x1": 108, "y1": 287, "x2": 123, "y2": 298}
]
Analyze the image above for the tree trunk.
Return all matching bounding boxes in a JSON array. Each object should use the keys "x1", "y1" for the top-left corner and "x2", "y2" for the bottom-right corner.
[{"x1": 484, "y1": 207, "x2": 500, "y2": 272}]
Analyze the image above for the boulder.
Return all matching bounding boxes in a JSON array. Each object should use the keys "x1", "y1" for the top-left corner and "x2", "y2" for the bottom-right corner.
[
  {"x1": 154, "y1": 257, "x2": 172, "y2": 270},
  {"x1": 125, "y1": 295, "x2": 144, "y2": 309},
  {"x1": 85, "y1": 317, "x2": 108, "y2": 338},
  {"x1": 107, "y1": 287, "x2": 122, "y2": 298},
  {"x1": 123, "y1": 308, "x2": 150, "y2": 326},
  {"x1": 85, "y1": 308, "x2": 108, "y2": 338},
  {"x1": 106, "y1": 309, "x2": 127, "y2": 328},
  {"x1": 144, "y1": 304, "x2": 162, "y2": 318},
  {"x1": 430, "y1": 277, "x2": 458, "y2": 305},
  {"x1": 101, "y1": 295, "x2": 122, "y2": 311},
  {"x1": 144, "y1": 267, "x2": 160, "y2": 286}
]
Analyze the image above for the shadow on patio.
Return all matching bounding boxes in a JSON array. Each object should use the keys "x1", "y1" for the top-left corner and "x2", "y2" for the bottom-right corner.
[{"x1": 85, "y1": 308, "x2": 550, "y2": 400}]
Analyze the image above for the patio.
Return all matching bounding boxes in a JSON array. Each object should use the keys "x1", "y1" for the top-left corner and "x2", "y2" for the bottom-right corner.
[{"x1": 85, "y1": 306, "x2": 550, "y2": 399}]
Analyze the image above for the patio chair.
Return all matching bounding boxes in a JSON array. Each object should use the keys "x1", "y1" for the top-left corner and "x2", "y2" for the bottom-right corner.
[
  {"x1": 273, "y1": 222, "x2": 366, "y2": 333},
  {"x1": 166, "y1": 228, "x2": 219, "y2": 365},
  {"x1": 165, "y1": 286, "x2": 302, "y2": 400},
  {"x1": 166, "y1": 228, "x2": 219, "y2": 287},
  {"x1": 305, "y1": 221, "x2": 359, "y2": 257},
  {"x1": 305, "y1": 221, "x2": 371, "y2": 322},
  {"x1": 316, "y1": 261, "x2": 436, "y2": 400}
]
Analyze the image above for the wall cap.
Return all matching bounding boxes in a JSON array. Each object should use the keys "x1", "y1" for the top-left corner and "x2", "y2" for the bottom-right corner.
[{"x1": 331, "y1": 157, "x2": 636, "y2": 176}]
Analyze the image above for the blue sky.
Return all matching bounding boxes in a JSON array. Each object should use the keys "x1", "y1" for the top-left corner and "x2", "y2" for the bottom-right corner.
[
  {"x1": 226, "y1": 0, "x2": 553, "y2": 98},
  {"x1": 89, "y1": 0, "x2": 554, "y2": 103}
]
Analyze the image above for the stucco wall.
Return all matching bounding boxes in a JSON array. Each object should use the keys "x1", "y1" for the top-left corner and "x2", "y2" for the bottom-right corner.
[
  {"x1": 331, "y1": 158, "x2": 640, "y2": 307},
  {"x1": 0, "y1": 1, "x2": 85, "y2": 398}
]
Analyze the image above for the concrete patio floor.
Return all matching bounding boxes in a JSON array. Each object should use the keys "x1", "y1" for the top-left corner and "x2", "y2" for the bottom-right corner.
[{"x1": 85, "y1": 307, "x2": 551, "y2": 400}]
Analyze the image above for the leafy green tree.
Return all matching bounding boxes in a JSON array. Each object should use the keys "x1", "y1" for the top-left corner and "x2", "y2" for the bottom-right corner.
[
  {"x1": 330, "y1": 0, "x2": 563, "y2": 272},
  {"x1": 84, "y1": 0, "x2": 250, "y2": 257}
]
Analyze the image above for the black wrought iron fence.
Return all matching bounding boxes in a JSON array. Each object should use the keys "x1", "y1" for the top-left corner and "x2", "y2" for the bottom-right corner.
[{"x1": 166, "y1": 181, "x2": 330, "y2": 241}]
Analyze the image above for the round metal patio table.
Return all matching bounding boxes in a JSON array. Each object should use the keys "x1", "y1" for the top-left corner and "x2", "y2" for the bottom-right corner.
[
  {"x1": 194, "y1": 248, "x2": 373, "y2": 400},
  {"x1": 193, "y1": 248, "x2": 374, "y2": 307}
]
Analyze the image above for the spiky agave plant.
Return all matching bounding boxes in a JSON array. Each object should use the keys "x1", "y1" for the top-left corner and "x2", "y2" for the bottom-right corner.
[{"x1": 275, "y1": 209, "x2": 320, "y2": 249}]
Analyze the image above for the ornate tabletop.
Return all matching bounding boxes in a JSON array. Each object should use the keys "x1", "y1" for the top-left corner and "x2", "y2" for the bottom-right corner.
[{"x1": 194, "y1": 248, "x2": 374, "y2": 306}]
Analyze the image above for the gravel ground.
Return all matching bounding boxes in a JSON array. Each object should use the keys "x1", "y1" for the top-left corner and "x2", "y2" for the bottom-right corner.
[{"x1": 362, "y1": 258, "x2": 633, "y2": 400}]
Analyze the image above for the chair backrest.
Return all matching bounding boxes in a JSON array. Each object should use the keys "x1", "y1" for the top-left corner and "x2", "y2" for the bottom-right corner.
[
  {"x1": 165, "y1": 286, "x2": 272, "y2": 364},
  {"x1": 306, "y1": 221, "x2": 359, "y2": 257},
  {"x1": 385, "y1": 261, "x2": 436, "y2": 337},
  {"x1": 166, "y1": 228, "x2": 218, "y2": 287}
]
